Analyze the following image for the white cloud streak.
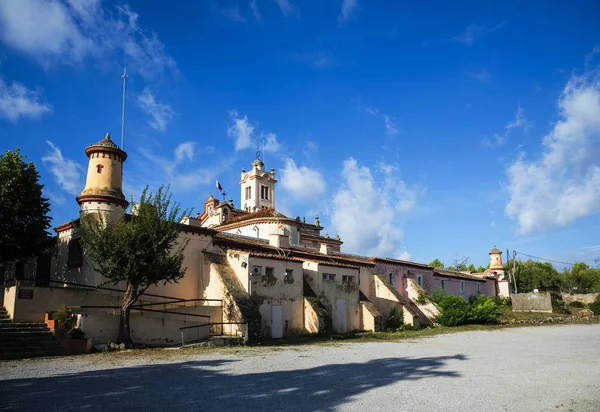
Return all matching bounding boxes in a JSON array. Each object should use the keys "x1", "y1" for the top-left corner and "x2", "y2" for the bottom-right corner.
[
  {"x1": 0, "y1": 0, "x2": 176, "y2": 80},
  {"x1": 279, "y1": 158, "x2": 326, "y2": 202},
  {"x1": 137, "y1": 89, "x2": 174, "y2": 132},
  {"x1": 249, "y1": 0, "x2": 261, "y2": 21},
  {"x1": 483, "y1": 105, "x2": 528, "y2": 147},
  {"x1": 0, "y1": 78, "x2": 51, "y2": 122},
  {"x1": 330, "y1": 158, "x2": 420, "y2": 259},
  {"x1": 363, "y1": 105, "x2": 399, "y2": 135},
  {"x1": 227, "y1": 110, "x2": 255, "y2": 151},
  {"x1": 224, "y1": 5, "x2": 247, "y2": 23},
  {"x1": 338, "y1": 0, "x2": 358, "y2": 24},
  {"x1": 42, "y1": 141, "x2": 84, "y2": 195},
  {"x1": 505, "y1": 67, "x2": 600, "y2": 234},
  {"x1": 273, "y1": 0, "x2": 299, "y2": 17}
]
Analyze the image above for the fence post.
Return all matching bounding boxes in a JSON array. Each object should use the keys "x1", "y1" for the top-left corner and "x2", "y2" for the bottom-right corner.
[{"x1": 181, "y1": 330, "x2": 185, "y2": 347}]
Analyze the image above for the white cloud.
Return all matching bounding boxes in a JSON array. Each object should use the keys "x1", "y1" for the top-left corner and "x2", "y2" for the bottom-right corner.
[
  {"x1": 467, "y1": 69, "x2": 490, "y2": 82},
  {"x1": 138, "y1": 142, "x2": 215, "y2": 192},
  {"x1": 0, "y1": 0, "x2": 176, "y2": 80},
  {"x1": 453, "y1": 23, "x2": 482, "y2": 46},
  {"x1": 263, "y1": 132, "x2": 282, "y2": 153},
  {"x1": 249, "y1": 0, "x2": 261, "y2": 21},
  {"x1": 227, "y1": 110, "x2": 255, "y2": 151},
  {"x1": 505, "y1": 68, "x2": 600, "y2": 234},
  {"x1": 362, "y1": 104, "x2": 399, "y2": 135},
  {"x1": 483, "y1": 105, "x2": 529, "y2": 147},
  {"x1": 273, "y1": 0, "x2": 299, "y2": 17},
  {"x1": 279, "y1": 158, "x2": 326, "y2": 202},
  {"x1": 382, "y1": 114, "x2": 399, "y2": 136},
  {"x1": 0, "y1": 78, "x2": 51, "y2": 122},
  {"x1": 338, "y1": 0, "x2": 358, "y2": 24},
  {"x1": 42, "y1": 141, "x2": 84, "y2": 195},
  {"x1": 224, "y1": 5, "x2": 247, "y2": 23},
  {"x1": 174, "y1": 142, "x2": 195, "y2": 162},
  {"x1": 137, "y1": 89, "x2": 174, "y2": 132},
  {"x1": 330, "y1": 158, "x2": 419, "y2": 259}
]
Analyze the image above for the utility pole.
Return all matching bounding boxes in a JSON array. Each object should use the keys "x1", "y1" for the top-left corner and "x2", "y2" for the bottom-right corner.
[{"x1": 512, "y1": 250, "x2": 518, "y2": 294}]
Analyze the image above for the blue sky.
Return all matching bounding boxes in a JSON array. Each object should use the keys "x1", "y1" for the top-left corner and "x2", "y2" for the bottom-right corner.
[{"x1": 1, "y1": 0, "x2": 600, "y2": 269}]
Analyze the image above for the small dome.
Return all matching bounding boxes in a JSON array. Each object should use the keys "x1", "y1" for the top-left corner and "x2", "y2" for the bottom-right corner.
[
  {"x1": 91, "y1": 133, "x2": 120, "y2": 149},
  {"x1": 489, "y1": 245, "x2": 502, "y2": 255}
]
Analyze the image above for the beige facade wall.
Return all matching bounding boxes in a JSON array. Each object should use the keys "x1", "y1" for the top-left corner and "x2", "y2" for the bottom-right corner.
[
  {"x1": 303, "y1": 261, "x2": 360, "y2": 333},
  {"x1": 78, "y1": 311, "x2": 210, "y2": 347},
  {"x1": 223, "y1": 222, "x2": 300, "y2": 245},
  {"x1": 227, "y1": 253, "x2": 304, "y2": 337},
  {"x1": 303, "y1": 297, "x2": 319, "y2": 334},
  {"x1": 360, "y1": 301, "x2": 381, "y2": 332}
]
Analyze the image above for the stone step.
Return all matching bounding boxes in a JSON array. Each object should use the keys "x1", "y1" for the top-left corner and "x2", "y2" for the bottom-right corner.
[
  {"x1": 0, "y1": 331, "x2": 54, "y2": 338},
  {"x1": 0, "y1": 323, "x2": 49, "y2": 328},
  {"x1": 0, "y1": 327, "x2": 50, "y2": 333},
  {"x1": 0, "y1": 348, "x2": 65, "y2": 361},
  {"x1": 0, "y1": 339, "x2": 59, "y2": 348},
  {"x1": 0, "y1": 343, "x2": 60, "y2": 353},
  {"x1": 0, "y1": 332, "x2": 55, "y2": 345}
]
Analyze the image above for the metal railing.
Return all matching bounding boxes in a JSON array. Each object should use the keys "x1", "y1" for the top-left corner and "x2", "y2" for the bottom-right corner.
[{"x1": 179, "y1": 322, "x2": 248, "y2": 346}]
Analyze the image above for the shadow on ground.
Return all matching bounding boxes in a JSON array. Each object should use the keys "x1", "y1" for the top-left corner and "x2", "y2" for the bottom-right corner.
[{"x1": 1, "y1": 354, "x2": 466, "y2": 411}]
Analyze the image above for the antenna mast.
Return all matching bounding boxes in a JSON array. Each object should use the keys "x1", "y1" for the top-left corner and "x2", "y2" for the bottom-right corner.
[{"x1": 121, "y1": 68, "x2": 128, "y2": 150}]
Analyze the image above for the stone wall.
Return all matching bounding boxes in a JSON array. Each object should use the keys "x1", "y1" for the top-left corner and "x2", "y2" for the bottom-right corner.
[
  {"x1": 512, "y1": 292, "x2": 552, "y2": 312},
  {"x1": 561, "y1": 293, "x2": 599, "y2": 305}
]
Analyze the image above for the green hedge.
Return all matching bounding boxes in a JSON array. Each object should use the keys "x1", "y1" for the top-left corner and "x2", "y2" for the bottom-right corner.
[{"x1": 434, "y1": 295, "x2": 500, "y2": 327}]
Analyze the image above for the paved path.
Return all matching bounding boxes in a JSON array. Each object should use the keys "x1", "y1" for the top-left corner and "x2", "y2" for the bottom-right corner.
[{"x1": 1, "y1": 324, "x2": 599, "y2": 411}]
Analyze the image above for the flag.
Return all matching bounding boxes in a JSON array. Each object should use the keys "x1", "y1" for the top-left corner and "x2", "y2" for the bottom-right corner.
[{"x1": 216, "y1": 180, "x2": 223, "y2": 193}]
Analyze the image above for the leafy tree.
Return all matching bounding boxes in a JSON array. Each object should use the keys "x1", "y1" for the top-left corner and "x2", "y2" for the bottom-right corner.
[
  {"x1": 476, "y1": 266, "x2": 486, "y2": 273},
  {"x1": 467, "y1": 263, "x2": 476, "y2": 273},
  {"x1": 0, "y1": 148, "x2": 51, "y2": 264},
  {"x1": 508, "y1": 260, "x2": 561, "y2": 292},
  {"x1": 429, "y1": 258, "x2": 445, "y2": 269},
  {"x1": 81, "y1": 186, "x2": 190, "y2": 347},
  {"x1": 563, "y1": 262, "x2": 600, "y2": 293}
]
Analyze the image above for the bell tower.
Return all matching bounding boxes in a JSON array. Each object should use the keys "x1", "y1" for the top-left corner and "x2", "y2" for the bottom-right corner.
[
  {"x1": 239, "y1": 153, "x2": 276, "y2": 212},
  {"x1": 489, "y1": 245, "x2": 504, "y2": 275},
  {"x1": 76, "y1": 133, "x2": 128, "y2": 218}
]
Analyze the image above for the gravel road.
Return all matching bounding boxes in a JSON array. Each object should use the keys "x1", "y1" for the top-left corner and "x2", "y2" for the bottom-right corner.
[{"x1": 1, "y1": 324, "x2": 599, "y2": 412}]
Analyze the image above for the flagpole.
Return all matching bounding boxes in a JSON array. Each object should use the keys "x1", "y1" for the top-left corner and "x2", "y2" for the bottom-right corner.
[{"x1": 121, "y1": 68, "x2": 128, "y2": 150}]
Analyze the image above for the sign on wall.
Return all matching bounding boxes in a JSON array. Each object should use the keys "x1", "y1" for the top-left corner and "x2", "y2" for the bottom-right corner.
[{"x1": 18, "y1": 289, "x2": 34, "y2": 300}]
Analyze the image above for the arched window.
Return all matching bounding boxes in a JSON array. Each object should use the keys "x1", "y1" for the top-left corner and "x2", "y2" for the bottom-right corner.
[{"x1": 96, "y1": 164, "x2": 104, "y2": 173}]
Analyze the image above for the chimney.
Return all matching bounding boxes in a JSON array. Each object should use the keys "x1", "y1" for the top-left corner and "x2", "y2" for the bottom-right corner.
[
  {"x1": 320, "y1": 243, "x2": 331, "y2": 255},
  {"x1": 269, "y1": 232, "x2": 289, "y2": 248}
]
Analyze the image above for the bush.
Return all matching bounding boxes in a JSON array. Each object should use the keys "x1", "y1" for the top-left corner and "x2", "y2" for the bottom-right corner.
[
  {"x1": 493, "y1": 296, "x2": 512, "y2": 306},
  {"x1": 66, "y1": 328, "x2": 85, "y2": 339},
  {"x1": 568, "y1": 301, "x2": 586, "y2": 308},
  {"x1": 468, "y1": 295, "x2": 500, "y2": 324},
  {"x1": 54, "y1": 305, "x2": 74, "y2": 329},
  {"x1": 549, "y1": 292, "x2": 569, "y2": 314},
  {"x1": 435, "y1": 296, "x2": 469, "y2": 326},
  {"x1": 385, "y1": 307, "x2": 404, "y2": 331},
  {"x1": 435, "y1": 295, "x2": 499, "y2": 327},
  {"x1": 589, "y1": 295, "x2": 600, "y2": 315},
  {"x1": 429, "y1": 287, "x2": 447, "y2": 304}
]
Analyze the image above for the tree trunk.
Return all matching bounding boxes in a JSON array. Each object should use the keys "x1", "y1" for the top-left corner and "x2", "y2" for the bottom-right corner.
[{"x1": 118, "y1": 282, "x2": 138, "y2": 348}]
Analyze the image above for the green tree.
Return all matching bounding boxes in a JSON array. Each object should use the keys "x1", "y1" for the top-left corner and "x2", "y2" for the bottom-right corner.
[
  {"x1": 510, "y1": 260, "x2": 561, "y2": 292},
  {"x1": 563, "y1": 262, "x2": 600, "y2": 293},
  {"x1": 81, "y1": 186, "x2": 190, "y2": 347},
  {"x1": 467, "y1": 263, "x2": 476, "y2": 273},
  {"x1": 429, "y1": 258, "x2": 445, "y2": 269},
  {"x1": 476, "y1": 266, "x2": 486, "y2": 273},
  {"x1": 0, "y1": 148, "x2": 51, "y2": 264}
]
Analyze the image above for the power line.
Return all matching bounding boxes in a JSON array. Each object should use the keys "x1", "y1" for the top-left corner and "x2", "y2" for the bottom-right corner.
[{"x1": 515, "y1": 251, "x2": 580, "y2": 267}]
